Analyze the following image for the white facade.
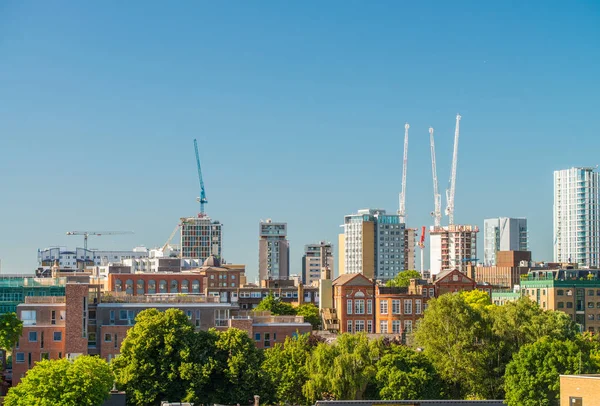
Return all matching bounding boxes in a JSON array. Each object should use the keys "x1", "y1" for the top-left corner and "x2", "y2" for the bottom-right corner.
[
  {"x1": 429, "y1": 225, "x2": 479, "y2": 275},
  {"x1": 554, "y1": 167, "x2": 600, "y2": 267},
  {"x1": 37, "y1": 246, "x2": 149, "y2": 270},
  {"x1": 430, "y1": 233, "x2": 442, "y2": 275},
  {"x1": 483, "y1": 217, "x2": 528, "y2": 266},
  {"x1": 180, "y1": 215, "x2": 223, "y2": 261}
]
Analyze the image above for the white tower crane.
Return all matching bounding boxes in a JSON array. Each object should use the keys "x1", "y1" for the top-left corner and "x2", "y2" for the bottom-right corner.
[
  {"x1": 398, "y1": 123, "x2": 410, "y2": 223},
  {"x1": 429, "y1": 127, "x2": 442, "y2": 228},
  {"x1": 445, "y1": 114, "x2": 462, "y2": 226}
]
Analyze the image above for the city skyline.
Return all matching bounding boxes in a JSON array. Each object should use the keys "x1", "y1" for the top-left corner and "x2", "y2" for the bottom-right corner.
[{"x1": 1, "y1": 2, "x2": 600, "y2": 278}]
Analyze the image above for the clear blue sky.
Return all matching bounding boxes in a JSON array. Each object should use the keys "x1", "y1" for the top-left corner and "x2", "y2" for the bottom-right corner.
[{"x1": 1, "y1": 1, "x2": 599, "y2": 278}]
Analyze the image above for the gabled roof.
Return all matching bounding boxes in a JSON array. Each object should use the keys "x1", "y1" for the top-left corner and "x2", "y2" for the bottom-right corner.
[
  {"x1": 434, "y1": 269, "x2": 475, "y2": 285},
  {"x1": 332, "y1": 273, "x2": 373, "y2": 286}
]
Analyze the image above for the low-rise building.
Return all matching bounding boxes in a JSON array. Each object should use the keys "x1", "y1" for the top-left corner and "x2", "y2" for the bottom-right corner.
[
  {"x1": 332, "y1": 273, "x2": 376, "y2": 334},
  {"x1": 230, "y1": 311, "x2": 312, "y2": 349},
  {"x1": 472, "y1": 251, "x2": 531, "y2": 289},
  {"x1": 560, "y1": 374, "x2": 600, "y2": 406},
  {"x1": 0, "y1": 276, "x2": 66, "y2": 315},
  {"x1": 375, "y1": 286, "x2": 429, "y2": 336}
]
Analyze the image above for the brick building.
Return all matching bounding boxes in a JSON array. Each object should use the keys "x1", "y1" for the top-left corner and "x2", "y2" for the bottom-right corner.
[
  {"x1": 560, "y1": 374, "x2": 600, "y2": 406},
  {"x1": 332, "y1": 273, "x2": 376, "y2": 333},
  {"x1": 472, "y1": 251, "x2": 531, "y2": 289},
  {"x1": 375, "y1": 285, "x2": 430, "y2": 335},
  {"x1": 230, "y1": 312, "x2": 312, "y2": 349}
]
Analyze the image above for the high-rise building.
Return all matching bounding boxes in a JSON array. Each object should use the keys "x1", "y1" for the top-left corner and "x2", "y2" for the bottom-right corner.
[
  {"x1": 339, "y1": 209, "x2": 407, "y2": 282},
  {"x1": 483, "y1": 217, "x2": 528, "y2": 266},
  {"x1": 180, "y1": 215, "x2": 223, "y2": 261},
  {"x1": 554, "y1": 167, "x2": 600, "y2": 268},
  {"x1": 430, "y1": 225, "x2": 479, "y2": 275},
  {"x1": 258, "y1": 219, "x2": 290, "y2": 281},
  {"x1": 302, "y1": 242, "x2": 334, "y2": 286}
]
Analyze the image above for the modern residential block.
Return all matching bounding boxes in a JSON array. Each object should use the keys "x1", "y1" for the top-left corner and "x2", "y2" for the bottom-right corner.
[
  {"x1": 554, "y1": 167, "x2": 600, "y2": 268},
  {"x1": 302, "y1": 242, "x2": 334, "y2": 286},
  {"x1": 180, "y1": 215, "x2": 223, "y2": 261},
  {"x1": 483, "y1": 217, "x2": 528, "y2": 266},
  {"x1": 429, "y1": 225, "x2": 479, "y2": 275},
  {"x1": 258, "y1": 219, "x2": 289, "y2": 281}
]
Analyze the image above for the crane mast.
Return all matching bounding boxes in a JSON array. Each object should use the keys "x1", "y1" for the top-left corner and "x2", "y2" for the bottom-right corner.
[
  {"x1": 398, "y1": 123, "x2": 409, "y2": 223},
  {"x1": 429, "y1": 127, "x2": 442, "y2": 228},
  {"x1": 445, "y1": 114, "x2": 461, "y2": 226},
  {"x1": 194, "y1": 139, "x2": 208, "y2": 215}
]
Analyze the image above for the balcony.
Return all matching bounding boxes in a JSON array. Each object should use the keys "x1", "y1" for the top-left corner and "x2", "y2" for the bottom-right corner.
[
  {"x1": 24, "y1": 296, "x2": 66, "y2": 304},
  {"x1": 100, "y1": 292, "x2": 220, "y2": 304}
]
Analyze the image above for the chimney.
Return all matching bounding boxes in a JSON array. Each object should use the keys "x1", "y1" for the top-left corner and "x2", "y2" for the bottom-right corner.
[
  {"x1": 298, "y1": 283, "x2": 304, "y2": 305},
  {"x1": 254, "y1": 395, "x2": 260, "y2": 406}
]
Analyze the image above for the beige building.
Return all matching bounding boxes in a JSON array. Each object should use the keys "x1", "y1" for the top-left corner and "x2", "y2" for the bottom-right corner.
[
  {"x1": 258, "y1": 220, "x2": 289, "y2": 281},
  {"x1": 560, "y1": 374, "x2": 600, "y2": 406},
  {"x1": 430, "y1": 224, "x2": 479, "y2": 275},
  {"x1": 302, "y1": 242, "x2": 334, "y2": 286}
]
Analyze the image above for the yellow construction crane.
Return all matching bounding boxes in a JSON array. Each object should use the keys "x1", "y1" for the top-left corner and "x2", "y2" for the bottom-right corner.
[{"x1": 66, "y1": 231, "x2": 134, "y2": 251}]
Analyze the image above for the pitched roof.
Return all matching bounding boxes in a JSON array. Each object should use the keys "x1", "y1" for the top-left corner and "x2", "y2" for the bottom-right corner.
[{"x1": 332, "y1": 273, "x2": 373, "y2": 286}]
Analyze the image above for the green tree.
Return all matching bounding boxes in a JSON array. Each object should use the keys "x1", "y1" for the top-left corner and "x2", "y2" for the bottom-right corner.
[
  {"x1": 112, "y1": 308, "x2": 196, "y2": 406},
  {"x1": 385, "y1": 270, "x2": 422, "y2": 288},
  {"x1": 255, "y1": 293, "x2": 296, "y2": 315},
  {"x1": 5, "y1": 356, "x2": 113, "y2": 406},
  {"x1": 262, "y1": 333, "x2": 312, "y2": 405},
  {"x1": 461, "y1": 290, "x2": 492, "y2": 311},
  {"x1": 504, "y1": 338, "x2": 596, "y2": 406},
  {"x1": 303, "y1": 333, "x2": 381, "y2": 402},
  {"x1": 0, "y1": 312, "x2": 22, "y2": 351},
  {"x1": 376, "y1": 345, "x2": 446, "y2": 400},
  {"x1": 296, "y1": 303, "x2": 320, "y2": 330}
]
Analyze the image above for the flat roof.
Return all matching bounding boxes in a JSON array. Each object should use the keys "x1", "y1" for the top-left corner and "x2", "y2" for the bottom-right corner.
[{"x1": 97, "y1": 303, "x2": 234, "y2": 308}]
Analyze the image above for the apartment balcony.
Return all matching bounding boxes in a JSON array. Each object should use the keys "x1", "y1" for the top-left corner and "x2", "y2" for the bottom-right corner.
[{"x1": 100, "y1": 292, "x2": 220, "y2": 304}]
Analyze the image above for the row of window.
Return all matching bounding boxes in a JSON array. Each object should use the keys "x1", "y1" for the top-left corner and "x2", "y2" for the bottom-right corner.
[
  {"x1": 380, "y1": 299, "x2": 422, "y2": 315},
  {"x1": 344, "y1": 319, "x2": 413, "y2": 334},
  {"x1": 114, "y1": 279, "x2": 201, "y2": 294},
  {"x1": 557, "y1": 302, "x2": 600, "y2": 310},
  {"x1": 347, "y1": 299, "x2": 372, "y2": 315},
  {"x1": 254, "y1": 332, "x2": 277, "y2": 347},
  {"x1": 20, "y1": 331, "x2": 62, "y2": 344}
]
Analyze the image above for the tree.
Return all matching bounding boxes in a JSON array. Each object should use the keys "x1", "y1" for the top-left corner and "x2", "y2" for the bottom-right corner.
[
  {"x1": 461, "y1": 290, "x2": 492, "y2": 311},
  {"x1": 385, "y1": 270, "x2": 422, "y2": 288},
  {"x1": 0, "y1": 312, "x2": 22, "y2": 351},
  {"x1": 504, "y1": 338, "x2": 597, "y2": 406},
  {"x1": 296, "y1": 303, "x2": 320, "y2": 330},
  {"x1": 255, "y1": 294, "x2": 296, "y2": 315},
  {"x1": 376, "y1": 344, "x2": 446, "y2": 400},
  {"x1": 303, "y1": 333, "x2": 381, "y2": 402},
  {"x1": 262, "y1": 333, "x2": 312, "y2": 405},
  {"x1": 4, "y1": 356, "x2": 113, "y2": 406},
  {"x1": 112, "y1": 308, "x2": 196, "y2": 406}
]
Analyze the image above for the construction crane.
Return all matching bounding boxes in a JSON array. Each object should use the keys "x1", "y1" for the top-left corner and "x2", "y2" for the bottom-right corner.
[
  {"x1": 65, "y1": 231, "x2": 134, "y2": 251},
  {"x1": 429, "y1": 127, "x2": 442, "y2": 228},
  {"x1": 418, "y1": 225, "x2": 426, "y2": 274},
  {"x1": 161, "y1": 224, "x2": 181, "y2": 251},
  {"x1": 445, "y1": 114, "x2": 461, "y2": 226},
  {"x1": 194, "y1": 139, "x2": 208, "y2": 215},
  {"x1": 398, "y1": 123, "x2": 409, "y2": 223}
]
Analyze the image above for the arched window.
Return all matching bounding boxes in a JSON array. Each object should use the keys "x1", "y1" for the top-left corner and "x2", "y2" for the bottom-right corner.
[
  {"x1": 115, "y1": 279, "x2": 122, "y2": 292},
  {"x1": 170, "y1": 280, "x2": 179, "y2": 293},
  {"x1": 148, "y1": 280, "x2": 156, "y2": 294},
  {"x1": 192, "y1": 280, "x2": 200, "y2": 293},
  {"x1": 181, "y1": 280, "x2": 189, "y2": 293},
  {"x1": 125, "y1": 279, "x2": 134, "y2": 294},
  {"x1": 159, "y1": 280, "x2": 167, "y2": 293},
  {"x1": 136, "y1": 280, "x2": 145, "y2": 295}
]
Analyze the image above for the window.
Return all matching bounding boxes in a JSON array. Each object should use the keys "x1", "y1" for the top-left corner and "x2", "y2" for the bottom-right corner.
[
  {"x1": 88, "y1": 332, "x2": 96, "y2": 347},
  {"x1": 429, "y1": 288, "x2": 435, "y2": 297},
  {"x1": 355, "y1": 320, "x2": 365, "y2": 332},
  {"x1": 125, "y1": 279, "x2": 134, "y2": 294},
  {"x1": 380, "y1": 321, "x2": 388, "y2": 334},
  {"x1": 367, "y1": 320, "x2": 372, "y2": 333},
  {"x1": 120, "y1": 310, "x2": 135, "y2": 324},
  {"x1": 28, "y1": 331, "x2": 37, "y2": 342},
  {"x1": 392, "y1": 320, "x2": 401, "y2": 334},
  {"x1": 41, "y1": 352, "x2": 49, "y2": 360},
  {"x1": 21, "y1": 310, "x2": 36, "y2": 326},
  {"x1": 589, "y1": 302, "x2": 595, "y2": 309},
  {"x1": 114, "y1": 334, "x2": 118, "y2": 349},
  {"x1": 558, "y1": 302, "x2": 565, "y2": 308},
  {"x1": 264, "y1": 333, "x2": 271, "y2": 347},
  {"x1": 415, "y1": 299, "x2": 422, "y2": 315},
  {"x1": 15, "y1": 353, "x2": 24, "y2": 363},
  {"x1": 254, "y1": 333, "x2": 261, "y2": 341},
  {"x1": 380, "y1": 300, "x2": 388, "y2": 315},
  {"x1": 181, "y1": 280, "x2": 189, "y2": 293},
  {"x1": 569, "y1": 397, "x2": 582, "y2": 406},
  {"x1": 392, "y1": 300, "x2": 401, "y2": 314},
  {"x1": 136, "y1": 280, "x2": 145, "y2": 295},
  {"x1": 567, "y1": 302, "x2": 573, "y2": 308},
  {"x1": 589, "y1": 314, "x2": 595, "y2": 320},
  {"x1": 104, "y1": 333, "x2": 112, "y2": 342},
  {"x1": 347, "y1": 299, "x2": 353, "y2": 315},
  {"x1": 347, "y1": 320, "x2": 353, "y2": 333},
  {"x1": 589, "y1": 290, "x2": 595, "y2": 296},
  {"x1": 404, "y1": 300, "x2": 413, "y2": 315},
  {"x1": 109, "y1": 310, "x2": 115, "y2": 325},
  {"x1": 354, "y1": 299, "x2": 365, "y2": 315},
  {"x1": 159, "y1": 280, "x2": 167, "y2": 293},
  {"x1": 404, "y1": 320, "x2": 413, "y2": 333},
  {"x1": 367, "y1": 300, "x2": 372, "y2": 314},
  {"x1": 147, "y1": 280, "x2": 156, "y2": 294},
  {"x1": 51, "y1": 310, "x2": 56, "y2": 325},
  {"x1": 53, "y1": 332, "x2": 62, "y2": 341}
]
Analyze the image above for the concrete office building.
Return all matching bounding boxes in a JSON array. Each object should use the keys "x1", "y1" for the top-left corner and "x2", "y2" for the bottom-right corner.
[
  {"x1": 37, "y1": 247, "x2": 149, "y2": 273},
  {"x1": 483, "y1": 217, "x2": 528, "y2": 266},
  {"x1": 339, "y1": 209, "x2": 408, "y2": 282},
  {"x1": 180, "y1": 215, "x2": 223, "y2": 261},
  {"x1": 302, "y1": 242, "x2": 334, "y2": 286},
  {"x1": 430, "y1": 225, "x2": 479, "y2": 275},
  {"x1": 258, "y1": 220, "x2": 289, "y2": 281},
  {"x1": 554, "y1": 167, "x2": 600, "y2": 268}
]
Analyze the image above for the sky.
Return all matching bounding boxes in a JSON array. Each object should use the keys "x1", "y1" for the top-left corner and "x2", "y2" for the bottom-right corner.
[{"x1": 0, "y1": 1, "x2": 599, "y2": 279}]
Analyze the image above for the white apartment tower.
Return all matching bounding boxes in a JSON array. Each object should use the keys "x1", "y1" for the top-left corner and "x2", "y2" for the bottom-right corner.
[
  {"x1": 554, "y1": 167, "x2": 600, "y2": 267},
  {"x1": 429, "y1": 225, "x2": 479, "y2": 275},
  {"x1": 483, "y1": 217, "x2": 528, "y2": 266}
]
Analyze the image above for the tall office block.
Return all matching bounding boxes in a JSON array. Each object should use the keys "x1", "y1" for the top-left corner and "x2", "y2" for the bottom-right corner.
[
  {"x1": 259, "y1": 219, "x2": 290, "y2": 281},
  {"x1": 483, "y1": 217, "x2": 528, "y2": 266},
  {"x1": 554, "y1": 167, "x2": 600, "y2": 267},
  {"x1": 340, "y1": 209, "x2": 406, "y2": 282},
  {"x1": 180, "y1": 215, "x2": 222, "y2": 261},
  {"x1": 302, "y1": 242, "x2": 334, "y2": 286}
]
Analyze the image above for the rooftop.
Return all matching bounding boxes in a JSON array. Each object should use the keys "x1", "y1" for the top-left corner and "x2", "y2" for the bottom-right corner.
[
  {"x1": 0, "y1": 277, "x2": 67, "y2": 288},
  {"x1": 100, "y1": 292, "x2": 220, "y2": 304}
]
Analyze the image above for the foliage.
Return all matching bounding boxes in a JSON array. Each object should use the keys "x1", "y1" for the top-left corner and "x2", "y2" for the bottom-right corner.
[
  {"x1": 504, "y1": 338, "x2": 597, "y2": 406},
  {"x1": 296, "y1": 303, "x2": 321, "y2": 330},
  {"x1": 461, "y1": 290, "x2": 492, "y2": 311},
  {"x1": 262, "y1": 333, "x2": 313, "y2": 405},
  {"x1": 385, "y1": 270, "x2": 422, "y2": 288},
  {"x1": 303, "y1": 333, "x2": 381, "y2": 402},
  {"x1": 376, "y1": 345, "x2": 446, "y2": 400},
  {"x1": 255, "y1": 293, "x2": 296, "y2": 315},
  {"x1": 0, "y1": 312, "x2": 22, "y2": 351},
  {"x1": 4, "y1": 356, "x2": 113, "y2": 406},
  {"x1": 112, "y1": 308, "x2": 196, "y2": 406}
]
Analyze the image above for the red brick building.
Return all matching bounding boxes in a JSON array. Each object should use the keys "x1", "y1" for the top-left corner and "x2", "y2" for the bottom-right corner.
[
  {"x1": 332, "y1": 274, "x2": 376, "y2": 334},
  {"x1": 375, "y1": 285, "x2": 430, "y2": 335}
]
